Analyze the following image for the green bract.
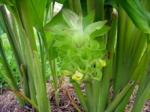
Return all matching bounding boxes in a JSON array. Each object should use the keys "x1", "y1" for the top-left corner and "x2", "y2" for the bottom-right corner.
[{"x1": 45, "y1": 9, "x2": 108, "y2": 74}]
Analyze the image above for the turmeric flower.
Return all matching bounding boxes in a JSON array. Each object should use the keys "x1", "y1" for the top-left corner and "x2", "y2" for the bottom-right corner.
[{"x1": 72, "y1": 71, "x2": 83, "y2": 82}]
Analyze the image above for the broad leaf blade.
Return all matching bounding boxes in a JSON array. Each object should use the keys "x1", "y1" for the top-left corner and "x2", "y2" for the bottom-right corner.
[{"x1": 117, "y1": 0, "x2": 150, "y2": 33}]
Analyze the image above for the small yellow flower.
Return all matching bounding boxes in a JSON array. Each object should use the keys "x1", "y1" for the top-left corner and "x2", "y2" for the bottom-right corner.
[
  {"x1": 72, "y1": 71, "x2": 83, "y2": 82},
  {"x1": 99, "y1": 59, "x2": 106, "y2": 67}
]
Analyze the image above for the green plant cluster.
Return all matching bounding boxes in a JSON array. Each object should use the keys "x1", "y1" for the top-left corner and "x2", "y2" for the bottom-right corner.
[
  {"x1": 0, "y1": 0, "x2": 150, "y2": 112},
  {"x1": 45, "y1": 9, "x2": 108, "y2": 82}
]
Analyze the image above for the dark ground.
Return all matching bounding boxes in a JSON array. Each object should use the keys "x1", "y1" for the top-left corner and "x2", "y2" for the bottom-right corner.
[
  {"x1": 0, "y1": 84, "x2": 150, "y2": 112},
  {"x1": 0, "y1": 82, "x2": 82, "y2": 112}
]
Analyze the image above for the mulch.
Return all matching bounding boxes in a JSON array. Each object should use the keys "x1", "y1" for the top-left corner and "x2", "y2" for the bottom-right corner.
[
  {"x1": 0, "y1": 83, "x2": 82, "y2": 112},
  {"x1": 0, "y1": 85, "x2": 150, "y2": 112}
]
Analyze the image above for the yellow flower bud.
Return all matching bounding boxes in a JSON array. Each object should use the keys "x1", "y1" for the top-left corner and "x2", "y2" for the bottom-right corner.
[
  {"x1": 72, "y1": 71, "x2": 83, "y2": 82},
  {"x1": 99, "y1": 59, "x2": 106, "y2": 67}
]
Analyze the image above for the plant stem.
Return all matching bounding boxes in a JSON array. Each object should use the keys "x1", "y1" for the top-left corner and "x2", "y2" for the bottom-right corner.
[{"x1": 105, "y1": 82, "x2": 134, "y2": 112}]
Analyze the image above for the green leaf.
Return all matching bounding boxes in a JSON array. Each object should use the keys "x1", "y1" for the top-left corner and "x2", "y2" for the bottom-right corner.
[
  {"x1": 83, "y1": 11, "x2": 95, "y2": 27},
  {"x1": 114, "y1": 87, "x2": 134, "y2": 112},
  {"x1": 62, "y1": 9, "x2": 82, "y2": 29},
  {"x1": 0, "y1": 11, "x2": 5, "y2": 36},
  {"x1": 105, "y1": 82, "x2": 134, "y2": 112},
  {"x1": 133, "y1": 82, "x2": 150, "y2": 112},
  {"x1": 0, "y1": 38, "x2": 18, "y2": 90},
  {"x1": 90, "y1": 25, "x2": 110, "y2": 38},
  {"x1": 44, "y1": 11, "x2": 68, "y2": 31},
  {"x1": 16, "y1": 0, "x2": 49, "y2": 28},
  {"x1": 0, "y1": 0, "x2": 15, "y2": 6},
  {"x1": 92, "y1": 69, "x2": 102, "y2": 81},
  {"x1": 84, "y1": 21, "x2": 107, "y2": 35},
  {"x1": 117, "y1": 0, "x2": 150, "y2": 33},
  {"x1": 55, "y1": 0, "x2": 66, "y2": 4},
  {"x1": 32, "y1": 51, "x2": 51, "y2": 112}
]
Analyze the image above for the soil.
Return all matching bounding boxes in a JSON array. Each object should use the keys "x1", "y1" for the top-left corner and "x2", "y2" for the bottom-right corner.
[
  {"x1": 0, "y1": 84, "x2": 150, "y2": 112},
  {"x1": 0, "y1": 82, "x2": 83, "y2": 112}
]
